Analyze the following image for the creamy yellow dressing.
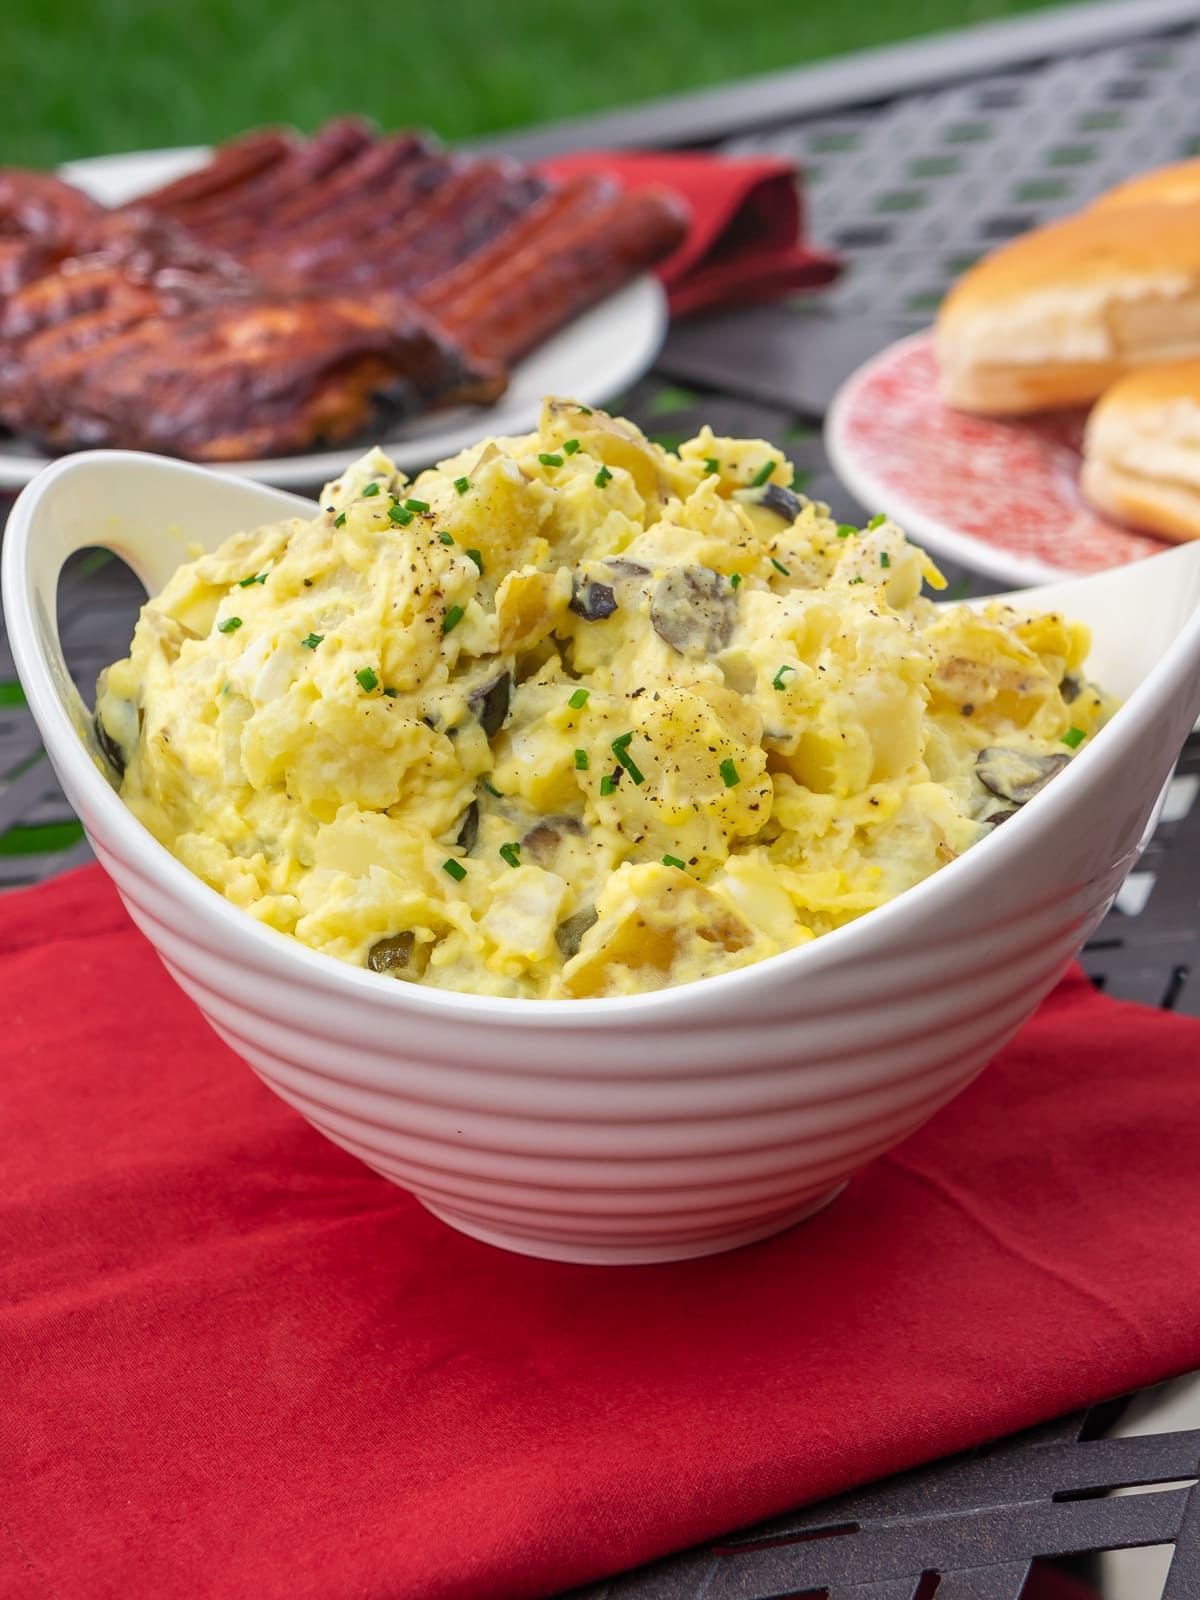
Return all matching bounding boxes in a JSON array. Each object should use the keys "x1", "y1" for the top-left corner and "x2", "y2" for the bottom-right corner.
[{"x1": 96, "y1": 400, "x2": 1113, "y2": 998}]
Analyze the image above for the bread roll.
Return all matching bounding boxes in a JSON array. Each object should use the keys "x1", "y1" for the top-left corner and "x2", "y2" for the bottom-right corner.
[
  {"x1": 935, "y1": 203, "x2": 1200, "y2": 414},
  {"x1": 1089, "y1": 158, "x2": 1200, "y2": 212},
  {"x1": 1081, "y1": 361, "x2": 1200, "y2": 543}
]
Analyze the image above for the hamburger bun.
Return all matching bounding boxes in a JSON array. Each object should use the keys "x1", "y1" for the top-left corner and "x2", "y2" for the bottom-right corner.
[
  {"x1": 1089, "y1": 157, "x2": 1200, "y2": 212},
  {"x1": 935, "y1": 203, "x2": 1200, "y2": 414},
  {"x1": 1081, "y1": 360, "x2": 1200, "y2": 544}
]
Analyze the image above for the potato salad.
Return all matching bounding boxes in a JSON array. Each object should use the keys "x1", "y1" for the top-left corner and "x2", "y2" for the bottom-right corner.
[{"x1": 96, "y1": 400, "x2": 1112, "y2": 998}]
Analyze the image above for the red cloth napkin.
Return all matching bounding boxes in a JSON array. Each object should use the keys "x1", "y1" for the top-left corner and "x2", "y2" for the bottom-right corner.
[
  {"x1": 541, "y1": 150, "x2": 841, "y2": 316},
  {"x1": 4, "y1": 865, "x2": 1199, "y2": 1600}
]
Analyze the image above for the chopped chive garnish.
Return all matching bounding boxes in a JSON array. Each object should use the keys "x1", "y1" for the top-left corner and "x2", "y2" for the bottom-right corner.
[
  {"x1": 599, "y1": 772, "x2": 617, "y2": 796},
  {"x1": 729, "y1": 573, "x2": 743, "y2": 589},
  {"x1": 539, "y1": 452, "x2": 564, "y2": 468},
  {"x1": 334, "y1": 513, "x2": 347, "y2": 527},
  {"x1": 836, "y1": 524, "x2": 856, "y2": 539},
  {"x1": 568, "y1": 687, "x2": 589, "y2": 710},
  {"x1": 662, "y1": 854, "x2": 686, "y2": 870},
  {"x1": 594, "y1": 466, "x2": 613, "y2": 487},
  {"x1": 611, "y1": 733, "x2": 644, "y2": 785},
  {"x1": 388, "y1": 505, "x2": 413, "y2": 525},
  {"x1": 868, "y1": 512, "x2": 887, "y2": 530},
  {"x1": 406, "y1": 498, "x2": 430, "y2": 513},
  {"x1": 482, "y1": 777, "x2": 502, "y2": 798},
  {"x1": 574, "y1": 748, "x2": 589, "y2": 770},
  {"x1": 773, "y1": 665, "x2": 796, "y2": 691},
  {"x1": 563, "y1": 438, "x2": 580, "y2": 455},
  {"x1": 454, "y1": 476, "x2": 470, "y2": 495},
  {"x1": 218, "y1": 616, "x2": 243, "y2": 634},
  {"x1": 578, "y1": 405, "x2": 593, "y2": 415},
  {"x1": 238, "y1": 572, "x2": 268, "y2": 587},
  {"x1": 1062, "y1": 726, "x2": 1085, "y2": 748},
  {"x1": 751, "y1": 460, "x2": 776, "y2": 487},
  {"x1": 301, "y1": 632, "x2": 323, "y2": 649},
  {"x1": 465, "y1": 548, "x2": 483, "y2": 573},
  {"x1": 880, "y1": 552, "x2": 891, "y2": 568},
  {"x1": 719, "y1": 757, "x2": 740, "y2": 788},
  {"x1": 442, "y1": 604, "x2": 465, "y2": 635},
  {"x1": 499, "y1": 842, "x2": 521, "y2": 869},
  {"x1": 362, "y1": 482, "x2": 381, "y2": 497},
  {"x1": 356, "y1": 667, "x2": 379, "y2": 693},
  {"x1": 443, "y1": 858, "x2": 467, "y2": 882},
  {"x1": 770, "y1": 557, "x2": 790, "y2": 576},
  {"x1": 849, "y1": 576, "x2": 864, "y2": 585},
  {"x1": 439, "y1": 532, "x2": 455, "y2": 546},
  {"x1": 383, "y1": 687, "x2": 398, "y2": 698},
  {"x1": 704, "y1": 456, "x2": 720, "y2": 474}
]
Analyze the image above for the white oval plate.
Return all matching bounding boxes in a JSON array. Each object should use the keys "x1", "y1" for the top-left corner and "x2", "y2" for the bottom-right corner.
[
  {"x1": 0, "y1": 146, "x2": 668, "y2": 490},
  {"x1": 825, "y1": 329, "x2": 1168, "y2": 586}
]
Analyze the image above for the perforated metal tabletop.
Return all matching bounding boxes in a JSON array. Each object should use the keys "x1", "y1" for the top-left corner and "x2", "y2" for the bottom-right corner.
[{"x1": 3, "y1": 3, "x2": 1200, "y2": 1595}]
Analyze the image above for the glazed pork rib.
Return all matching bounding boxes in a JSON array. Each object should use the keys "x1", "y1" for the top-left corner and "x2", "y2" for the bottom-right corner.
[
  {"x1": 243, "y1": 150, "x2": 463, "y2": 282},
  {"x1": 0, "y1": 168, "x2": 107, "y2": 247},
  {"x1": 440, "y1": 187, "x2": 688, "y2": 366},
  {"x1": 126, "y1": 128, "x2": 297, "y2": 217},
  {"x1": 0, "y1": 169, "x2": 109, "y2": 294},
  {"x1": 149, "y1": 118, "x2": 374, "y2": 237},
  {"x1": 0, "y1": 121, "x2": 688, "y2": 460},
  {"x1": 233, "y1": 132, "x2": 434, "y2": 238},
  {"x1": 140, "y1": 140, "x2": 557, "y2": 301},
  {"x1": 0, "y1": 208, "x2": 503, "y2": 460},
  {"x1": 130, "y1": 121, "x2": 687, "y2": 364},
  {"x1": 287, "y1": 163, "x2": 552, "y2": 296},
  {"x1": 7, "y1": 293, "x2": 501, "y2": 461}
]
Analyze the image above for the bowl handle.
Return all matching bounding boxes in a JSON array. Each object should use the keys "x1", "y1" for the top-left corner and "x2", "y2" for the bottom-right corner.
[{"x1": 2, "y1": 449, "x2": 314, "y2": 785}]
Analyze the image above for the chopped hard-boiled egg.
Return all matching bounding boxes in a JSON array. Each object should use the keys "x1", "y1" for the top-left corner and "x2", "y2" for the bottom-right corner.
[{"x1": 96, "y1": 400, "x2": 1114, "y2": 998}]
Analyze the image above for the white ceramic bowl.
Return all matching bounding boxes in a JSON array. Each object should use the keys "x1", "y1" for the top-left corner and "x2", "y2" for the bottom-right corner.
[{"x1": 6, "y1": 451, "x2": 1200, "y2": 1264}]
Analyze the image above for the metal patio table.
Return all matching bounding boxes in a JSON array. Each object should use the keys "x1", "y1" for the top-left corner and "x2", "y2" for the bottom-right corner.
[{"x1": 3, "y1": 2, "x2": 1199, "y2": 1594}]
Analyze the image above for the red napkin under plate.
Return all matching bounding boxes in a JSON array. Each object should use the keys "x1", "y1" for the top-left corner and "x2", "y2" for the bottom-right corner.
[
  {"x1": 541, "y1": 150, "x2": 842, "y2": 317},
  {"x1": 4, "y1": 865, "x2": 1199, "y2": 1600}
]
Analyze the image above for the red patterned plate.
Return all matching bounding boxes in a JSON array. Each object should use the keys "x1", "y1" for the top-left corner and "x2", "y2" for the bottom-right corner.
[{"x1": 825, "y1": 330, "x2": 1167, "y2": 585}]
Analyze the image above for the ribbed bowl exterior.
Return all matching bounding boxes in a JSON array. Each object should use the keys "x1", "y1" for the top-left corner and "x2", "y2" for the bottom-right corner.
[{"x1": 90, "y1": 821, "x2": 1124, "y2": 1263}]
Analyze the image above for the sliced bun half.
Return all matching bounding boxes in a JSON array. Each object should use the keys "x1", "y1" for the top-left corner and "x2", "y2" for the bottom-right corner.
[{"x1": 1081, "y1": 360, "x2": 1200, "y2": 544}]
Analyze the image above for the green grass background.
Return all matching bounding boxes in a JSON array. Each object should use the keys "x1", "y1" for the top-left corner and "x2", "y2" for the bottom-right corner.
[{"x1": 4, "y1": 0, "x2": 1059, "y2": 167}]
